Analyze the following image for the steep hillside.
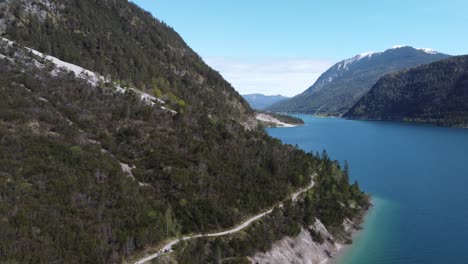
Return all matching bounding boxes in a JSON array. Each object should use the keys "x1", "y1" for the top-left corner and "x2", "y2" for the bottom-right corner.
[
  {"x1": 242, "y1": 93, "x2": 289, "y2": 110},
  {"x1": 0, "y1": 0, "x2": 253, "y2": 125},
  {"x1": 0, "y1": 1, "x2": 367, "y2": 263},
  {"x1": 268, "y1": 46, "x2": 450, "y2": 115},
  {"x1": 344, "y1": 55, "x2": 468, "y2": 127}
]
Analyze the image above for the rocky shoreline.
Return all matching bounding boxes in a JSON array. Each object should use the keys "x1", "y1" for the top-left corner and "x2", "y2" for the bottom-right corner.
[{"x1": 249, "y1": 206, "x2": 370, "y2": 264}]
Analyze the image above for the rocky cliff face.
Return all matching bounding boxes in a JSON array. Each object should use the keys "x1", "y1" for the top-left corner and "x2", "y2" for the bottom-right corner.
[{"x1": 249, "y1": 218, "x2": 357, "y2": 264}]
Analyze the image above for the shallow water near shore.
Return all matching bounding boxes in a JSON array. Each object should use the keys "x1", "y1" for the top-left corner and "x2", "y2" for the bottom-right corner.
[
  {"x1": 331, "y1": 197, "x2": 399, "y2": 264},
  {"x1": 267, "y1": 116, "x2": 468, "y2": 264}
]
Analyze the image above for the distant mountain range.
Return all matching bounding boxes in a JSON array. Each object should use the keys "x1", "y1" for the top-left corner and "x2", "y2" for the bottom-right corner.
[
  {"x1": 344, "y1": 55, "x2": 468, "y2": 127},
  {"x1": 242, "y1": 93, "x2": 289, "y2": 110},
  {"x1": 268, "y1": 46, "x2": 451, "y2": 115}
]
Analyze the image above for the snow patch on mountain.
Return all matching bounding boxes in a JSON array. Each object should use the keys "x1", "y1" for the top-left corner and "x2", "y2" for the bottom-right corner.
[
  {"x1": 308, "y1": 44, "x2": 444, "y2": 94},
  {"x1": 417, "y1": 48, "x2": 438, "y2": 54},
  {"x1": 359, "y1": 51, "x2": 377, "y2": 58},
  {"x1": 391, "y1": 45, "x2": 438, "y2": 54},
  {"x1": 337, "y1": 51, "x2": 379, "y2": 71}
]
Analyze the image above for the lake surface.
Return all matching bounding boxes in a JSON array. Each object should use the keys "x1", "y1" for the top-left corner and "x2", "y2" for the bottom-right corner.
[{"x1": 267, "y1": 116, "x2": 468, "y2": 264}]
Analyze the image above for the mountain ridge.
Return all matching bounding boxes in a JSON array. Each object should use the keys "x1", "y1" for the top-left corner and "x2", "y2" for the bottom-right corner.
[
  {"x1": 344, "y1": 55, "x2": 468, "y2": 127},
  {"x1": 267, "y1": 46, "x2": 451, "y2": 115}
]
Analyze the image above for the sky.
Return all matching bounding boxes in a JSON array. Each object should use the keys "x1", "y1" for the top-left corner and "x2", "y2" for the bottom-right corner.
[{"x1": 132, "y1": 0, "x2": 468, "y2": 97}]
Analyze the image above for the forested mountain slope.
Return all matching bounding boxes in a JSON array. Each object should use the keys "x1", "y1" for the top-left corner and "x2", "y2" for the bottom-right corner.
[
  {"x1": 0, "y1": 0, "x2": 253, "y2": 125},
  {"x1": 344, "y1": 55, "x2": 468, "y2": 127},
  {"x1": 268, "y1": 47, "x2": 450, "y2": 115},
  {"x1": 0, "y1": 1, "x2": 367, "y2": 263}
]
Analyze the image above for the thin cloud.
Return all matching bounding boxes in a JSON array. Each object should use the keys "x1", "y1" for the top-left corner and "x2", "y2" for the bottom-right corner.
[{"x1": 205, "y1": 57, "x2": 334, "y2": 97}]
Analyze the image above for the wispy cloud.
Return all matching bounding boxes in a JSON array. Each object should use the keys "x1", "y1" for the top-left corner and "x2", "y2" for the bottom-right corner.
[{"x1": 205, "y1": 57, "x2": 334, "y2": 97}]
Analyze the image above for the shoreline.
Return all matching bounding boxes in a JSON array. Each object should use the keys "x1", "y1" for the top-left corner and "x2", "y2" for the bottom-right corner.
[
  {"x1": 284, "y1": 113, "x2": 468, "y2": 129},
  {"x1": 248, "y1": 199, "x2": 373, "y2": 264},
  {"x1": 325, "y1": 200, "x2": 375, "y2": 264},
  {"x1": 256, "y1": 112, "x2": 304, "y2": 128},
  {"x1": 314, "y1": 114, "x2": 468, "y2": 129}
]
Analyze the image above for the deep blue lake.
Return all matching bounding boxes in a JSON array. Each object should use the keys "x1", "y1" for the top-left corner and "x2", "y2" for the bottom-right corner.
[{"x1": 267, "y1": 116, "x2": 468, "y2": 264}]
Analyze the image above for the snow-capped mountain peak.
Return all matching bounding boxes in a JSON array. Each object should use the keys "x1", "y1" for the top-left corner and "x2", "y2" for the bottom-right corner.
[
  {"x1": 358, "y1": 51, "x2": 377, "y2": 59},
  {"x1": 417, "y1": 48, "x2": 438, "y2": 55},
  {"x1": 391, "y1": 45, "x2": 438, "y2": 54},
  {"x1": 336, "y1": 51, "x2": 379, "y2": 71}
]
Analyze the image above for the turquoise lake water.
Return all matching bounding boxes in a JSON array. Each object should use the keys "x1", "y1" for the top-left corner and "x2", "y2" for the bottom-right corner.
[{"x1": 266, "y1": 116, "x2": 468, "y2": 264}]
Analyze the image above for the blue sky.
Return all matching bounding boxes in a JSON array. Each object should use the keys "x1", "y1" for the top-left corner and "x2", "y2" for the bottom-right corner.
[{"x1": 132, "y1": 0, "x2": 468, "y2": 96}]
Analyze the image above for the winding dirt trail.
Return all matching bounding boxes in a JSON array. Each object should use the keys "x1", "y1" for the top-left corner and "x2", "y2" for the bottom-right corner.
[{"x1": 134, "y1": 175, "x2": 316, "y2": 264}]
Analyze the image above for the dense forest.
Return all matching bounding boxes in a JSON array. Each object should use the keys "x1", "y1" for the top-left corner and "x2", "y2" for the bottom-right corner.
[
  {"x1": 344, "y1": 55, "x2": 468, "y2": 127},
  {"x1": 169, "y1": 154, "x2": 368, "y2": 264},
  {"x1": 268, "y1": 47, "x2": 450, "y2": 116},
  {"x1": 0, "y1": 0, "x2": 368, "y2": 263},
  {"x1": 0, "y1": 0, "x2": 253, "y2": 124},
  {"x1": 0, "y1": 37, "x2": 312, "y2": 263}
]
